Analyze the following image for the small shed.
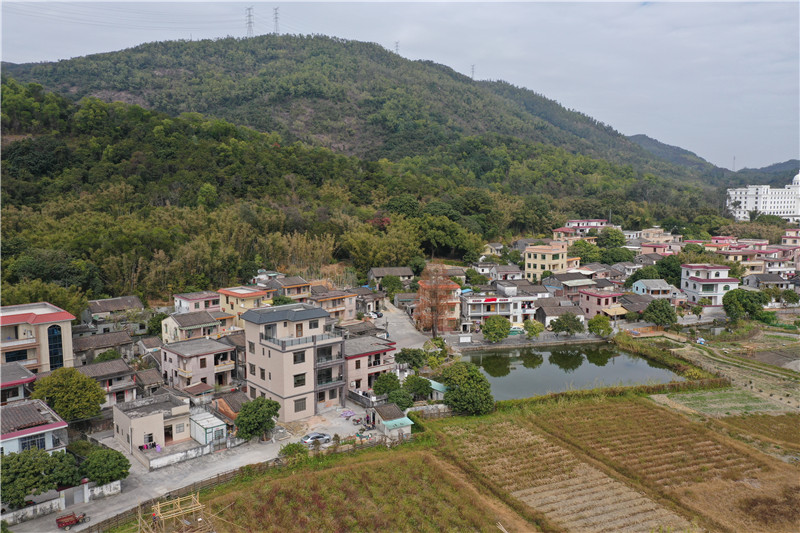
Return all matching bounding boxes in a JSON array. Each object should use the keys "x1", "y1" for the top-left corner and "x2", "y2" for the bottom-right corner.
[
  {"x1": 373, "y1": 403, "x2": 414, "y2": 439},
  {"x1": 426, "y1": 379, "x2": 447, "y2": 401},
  {"x1": 189, "y1": 411, "x2": 227, "y2": 445}
]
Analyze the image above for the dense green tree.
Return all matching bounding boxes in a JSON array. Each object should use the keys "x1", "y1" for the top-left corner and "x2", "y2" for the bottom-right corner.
[
  {"x1": 587, "y1": 314, "x2": 613, "y2": 337},
  {"x1": 523, "y1": 319, "x2": 545, "y2": 339},
  {"x1": 624, "y1": 265, "x2": 660, "y2": 288},
  {"x1": 372, "y1": 372, "x2": 401, "y2": 396},
  {"x1": 81, "y1": 449, "x2": 130, "y2": 485},
  {"x1": 641, "y1": 299, "x2": 677, "y2": 327},
  {"x1": 50, "y1": 451, "x2": 82, "y2": 488},
  {"x1": 387, "y1": 389, "x2": 414, "y2": 410},
  {"x1": 271, "y1": 295, "x2": 294, "y2": 306},
  {"x1": 380, "y1": 275, "x2": 404, "y2": 299},
  {"x1": 438, "y1": 362, "x2": 494, "y2": 415},
  {"x1": 0, "y1": 449, "x2": 56, "y2": 508},
  {"x1": 482, "y1": 315, "x2": 512, "y2": 343},
  {"x1": 0, "y1": 280, "x2": 87, "y2": 320},
  {"x1": 597, "y1": 228, "x2": 626, "y2": 248},
  {"x1": 551, "y1": 313, "x2": 584, "y2": 337},
  {"x1": 147, "y1": 312, "x2": 169, "y2": 337},
  {"x1": 782, "y1": 290, "x2": 799, "y2": 305},
  {"x1": 32, "y1": 367, "x2": 105, "y2": 421},
  {"x1": 600, "y1": 247, "x2": 635, "y2": 265},
  {"x1": 402, "y1": 375, "x2": 433, "y2": 400},
  {"x1": 464, "y1": 268, "x2": 488, "y2": 286},
  {"x1": 408, "y1": 256, "x2": 427, "y2": 276},
  {"x1": 568, "y1": 240, "x2": 602, "y2": 265},
  {"x1": 654, "y1": 255, "x2": 683, "y2": 286},
  {"x1": 722, "y1": 289, "x2": 769, "y2": 322},
  {"x1": 395, "y1": 348, "x2": 427, "y2": 371},
  {"x1": 235, "y1": 397, "x2": 281, "y2": 441}
]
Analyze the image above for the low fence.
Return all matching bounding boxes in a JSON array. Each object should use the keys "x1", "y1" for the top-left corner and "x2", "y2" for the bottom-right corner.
[
  {"x1": 81, "y1": 434, "x2": 414, "y2": 533},
  {"x1": 346, "y1": 389, "x2": 387, "y2": 408},
  {"x1": 1, "y1": 481, "x2": 121, "y2": 526}
]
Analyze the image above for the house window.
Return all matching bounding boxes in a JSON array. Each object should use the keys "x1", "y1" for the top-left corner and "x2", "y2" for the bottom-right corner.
[
  {"x1": 318, "y1": 391, "x2": 325, "y2": 402},
  {"x1": 329, "y1": 388, "x2": 337, "y2": 400},
  {"x1": 176, "y1": 423, "x2": 184, "y2": 433},
  {"x1": 248, "y1": 342, "x2": 255, "y2": 354},
  {"x1": 20, "y1": 434, "x2": 45, "y2": 451},
  {"x1": 250, "y1": 388, "x2": 256, "y2": 399},
  {"x1": 295, "y1": 324, "x2": 303, "y2": 337},
  {"x1": 5, "y1": 349, "x2": 28, "y2": 362},
  {"x1": 194, "y1": 302, "x2": 200, "y2": 309},
  {"x1": 144, "y1": 433, "x2": 154, "y2": 444},
  {"x1": 294, "y1": 373, "x2": 306, "y2": 387},
  {"x1": 47, "y1": 324, "x2": 64, "y2": 369},
  {"x1": 355, "y1": 379, "x2": 362, "y2": 389},
  {"x1": 355, "y1": 360, "x2": 361, "y2": 370},
  {"x1": 269, "y1": 372, "x2": 271, "y2": 380},
  {"x1": 294, "y1": 398, "x2": 306, "y2": 412},
  {"x1": 293, "y1": 351, "x2": 306, "y2": 364},
  {"x1": 309, "y1": 320, "x2": 319, "y2": 329},
  {"x1": 200, "y1": 358, "x2": 207, "y2": 368},
  {"x1": 260, "y1": 368, "x2": 265, "y2": 380},
  {"x1": 249, "y1": 364, "x2": 255, "y2": 375}
]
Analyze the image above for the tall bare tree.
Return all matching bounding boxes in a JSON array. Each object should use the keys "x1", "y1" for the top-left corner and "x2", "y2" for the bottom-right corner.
[{"x1": 415, "y1": 265, "x2": 458, "y2": 338}]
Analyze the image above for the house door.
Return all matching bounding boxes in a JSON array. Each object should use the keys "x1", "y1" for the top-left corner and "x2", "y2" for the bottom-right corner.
[{"x1": 164, "y1": 425, "x2": 173, "y2": 445}]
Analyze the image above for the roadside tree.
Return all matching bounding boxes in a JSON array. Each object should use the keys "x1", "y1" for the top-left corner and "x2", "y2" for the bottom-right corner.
[
  {"x1": 438, "y1": 362, "x2": 494, "y2": 415},
  {"x1": 235, "y1": 396, "x2": 281, "y2": 441},
  {"x1": 32, "y1": 367, "x2": 105, "y2": 421},
  {"x1": 587, "y1": 314, "x2": 613, "y2": 337},
  {"x1": 482, "y1": 315, "x2": 511, "y2": 343},
  {"x1": 0, "y1": 449, "x2": 58, "y2": 508},
  {"x1": 642, "y1": 299, "x2": 677, "y2": 327},
  {"x1": 415, "y1": 265, "x2": 459, "y2": 338},
  {"x1": 523, "y1": 319, "x2": 545, "y2": 339},
  {"x1": 551, "y1": 313, "x2": 584, "y2": 337},
  {"x1": 722, "y1": 289, "x2": 769, "y2": 323},
  {"x1": 380, "y1": 275, "x2": 404, "y2": 299},
  {"x1": 82, "y1": 449, "x2": 130, "y2": 485}
]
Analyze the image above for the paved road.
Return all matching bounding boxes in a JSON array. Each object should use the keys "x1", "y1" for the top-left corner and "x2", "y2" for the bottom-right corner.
[{"x1": 376, "y1": 301, "x2": 429, "y2": 351}]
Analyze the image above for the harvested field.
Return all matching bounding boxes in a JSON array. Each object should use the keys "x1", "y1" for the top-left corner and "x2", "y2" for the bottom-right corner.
[
  {"x1": 202, "y1": 450, "x2": 531, "y2": 533},
  {"x1": 720, "y1": 412, "x2": 800, "y2": 449},
  {"x1": 530, "y1": 397, "x2": 800, "y2": 532},
  {"x1": 438, "y1": 418, "x2": 694, "y2": 532},
  {"x1": 664, "y1": 388, "x2": 786, "y2": 416}
]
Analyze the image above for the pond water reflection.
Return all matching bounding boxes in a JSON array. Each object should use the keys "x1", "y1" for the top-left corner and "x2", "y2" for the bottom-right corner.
[{"x1": 464, "y1": 344, "x2": 684, "y2": 401}]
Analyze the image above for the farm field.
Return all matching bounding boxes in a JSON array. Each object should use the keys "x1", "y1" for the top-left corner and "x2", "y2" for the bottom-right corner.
[
  {"x1": 196, "y1": 450, "x2": 534, "y2": 533},
  {"x1": 663, "y1": 387, "x2": 786, "y2": 416},
  {"x1": 529, "y1": 397, "x2": 800, "y2": 532},
  {"x1": 436, "y1": 416, "x2": 695, "y2": 533},
  {"x1": 719, "y1": 412, "x2": 800, "y2": 450}
]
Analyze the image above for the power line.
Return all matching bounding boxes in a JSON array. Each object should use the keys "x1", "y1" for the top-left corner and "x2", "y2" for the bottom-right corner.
[{"x1": 246, "y1": 6, "x2": 254, "y2": 38}]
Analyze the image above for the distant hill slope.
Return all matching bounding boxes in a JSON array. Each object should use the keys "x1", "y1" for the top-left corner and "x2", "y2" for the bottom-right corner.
[
  {"x1": 3, "y1": 34, "x2": 714, "y2": 184},
  {"x1": 627, "y1": 134, "x2": 715, "y2": 172}
]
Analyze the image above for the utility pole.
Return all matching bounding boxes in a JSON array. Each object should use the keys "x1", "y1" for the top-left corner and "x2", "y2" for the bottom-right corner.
[
  {"x1": 246, "y1": 6, "x2": 254, "y2": 38},
  {"x1": 273, "y1": 7, "x2": 279, "y2": 34}
]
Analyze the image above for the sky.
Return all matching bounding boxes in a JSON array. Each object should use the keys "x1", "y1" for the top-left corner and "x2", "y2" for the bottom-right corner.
[{"x1": 2, "y1": 1, "x2": 798, "y2": 171}]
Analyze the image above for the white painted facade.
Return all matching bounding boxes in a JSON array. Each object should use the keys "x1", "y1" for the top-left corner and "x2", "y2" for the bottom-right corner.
[{"x1": 726, "y1": 173, "x2": 800, "y2": 222}]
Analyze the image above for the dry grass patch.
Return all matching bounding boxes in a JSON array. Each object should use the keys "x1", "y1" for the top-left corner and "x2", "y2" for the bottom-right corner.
[{"x1": 720, "y1": 412, "x2": 800, "y2": 450}]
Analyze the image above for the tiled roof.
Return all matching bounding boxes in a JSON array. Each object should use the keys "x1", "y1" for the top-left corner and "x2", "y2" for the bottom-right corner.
[
  {"x1": 78, "y1": 358, "x2": 134, "y2": 379},
  {"x1": 217, "y1": 391, "x2": 250, "y2": 413},
  {"x1": 344, "y1": 336, "x2": 395, "y2": 357},
  {"x1": 271, "y1": 276, "x2": 310, "y2": 287},
  {"x1": 1, "y1": 400, "x2": 64, "y2": 435},
  {"x1": 135, "y1": 368, "x2": 164, "y2": 387},
  {"x1": 375, "y1": 403, "x2": 405, "y2": 421},
  {"x1": 241, "y1": 303, "x2": 329, "y2": 325},
  {"x1": 73, "y1": 331, "x2": 133, "y2": 352},
  {"x1": 172, "y1": 311, "x2": 219, "y2": 329},
  {"x1": 0, "y1": 302, "x2": 75, "y2": 326},
  {"x1": 88, "y1": 296, "x2": 143, "y2": 314},
  {"x1": 174, "y1": 291, "x2": 220, "y2": 300},
  {"x1": 369, "y1": 267, "x2": 414, "y2": 278},
  {"x1": 139, "y1": 336, "x2": 163, "y2": 349},
  {"x1": 184, "y1": 382, "x2": 214, "y2": 395}
]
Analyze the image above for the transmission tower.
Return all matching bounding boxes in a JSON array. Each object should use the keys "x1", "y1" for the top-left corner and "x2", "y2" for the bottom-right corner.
[
  {"x1": 246, "y1": 6, "x2": 254, "y2": 38},
  {"x1": 395, "y1": 41, "x2": 399, "y2": 54},
  {"x1": 273, "y1": 7, "x2": 279, "y2": 34},
  {"x1": 471, "y1": 64, "x2": 475, "y2": 79}
]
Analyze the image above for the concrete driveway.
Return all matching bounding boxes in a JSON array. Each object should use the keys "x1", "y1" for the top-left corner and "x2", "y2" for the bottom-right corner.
[{"x1": 374, "y1": 301, "x2": 429, "y2": 351}]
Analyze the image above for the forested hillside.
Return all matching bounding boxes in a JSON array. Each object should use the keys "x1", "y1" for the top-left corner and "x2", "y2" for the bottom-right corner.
[
  {"x1": 2, "y1": 79, "x2": 728, "y2": 305},
  {"x1": 3, "y1": 34, "x2": 718, "y2": 182}
]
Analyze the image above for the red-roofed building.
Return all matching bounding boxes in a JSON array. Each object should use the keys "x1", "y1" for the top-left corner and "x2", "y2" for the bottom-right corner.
[
  {"x1": 578, "y1": 288, "x2": 624, "y2": 319},
  {"x1": 680, "y1": 264, "x2": 740, "y2": 306},
  {"x1": 1, "y1": 302, "x2": 75, "y2": 373}
]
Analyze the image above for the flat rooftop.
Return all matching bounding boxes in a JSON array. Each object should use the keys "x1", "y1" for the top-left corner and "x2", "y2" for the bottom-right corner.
[
  {"x1": 0, "y1": 302, "x2": 75, "y2": 325},
  {"x1": 162, "y1": 337, "x2": 233, "y2": 357},
  {"x1": 116, "y1": 394, "x2": 188, "y2": 418}
]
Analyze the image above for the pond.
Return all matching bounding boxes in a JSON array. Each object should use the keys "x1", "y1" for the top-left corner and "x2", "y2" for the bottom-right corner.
[{"x1": 463, "y1": 343, "x2": 684, "y2": 401}]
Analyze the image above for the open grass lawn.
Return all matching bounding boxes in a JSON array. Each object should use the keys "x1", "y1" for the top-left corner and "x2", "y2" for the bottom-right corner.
[
  {"x1": 200, "y1": 449, "x2": 532, "y2": 533},
  {"x1": 666, "y1": 387, "x2": 784, "y2": 416},
  {"x1": 720, "y1": 412, "x2": 800, "y2": 449}
]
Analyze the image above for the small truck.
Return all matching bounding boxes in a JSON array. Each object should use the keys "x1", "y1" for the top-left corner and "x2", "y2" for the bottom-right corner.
[{"x1": 56, "y1": 512, "x2": 89, "y2": 530}]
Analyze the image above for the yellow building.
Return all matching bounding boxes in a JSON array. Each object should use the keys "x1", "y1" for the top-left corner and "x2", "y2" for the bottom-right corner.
[{"x1": 524, "y1": 242, "x2": 580, "y2": 282}]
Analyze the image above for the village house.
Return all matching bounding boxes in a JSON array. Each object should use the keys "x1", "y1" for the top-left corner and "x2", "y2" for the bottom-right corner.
[
  {"x1": 634, "y1": 252, "x2": 664, "y2": 266},
  {"x1": 632, "y1": 279, "x2": 674, "y2": 299},
  {"x1": 618, "y1": 293, "x2": 655, "y2": 316},
  {"x1": 161, "y1": 311, "x2": 221, "y2": 344},
  {"x1": 563, "y1": 219, "x2": 612, "y2": 236},
  {"x1": 217, "y1": 286, "x2": 275, "y2": 328},
  {"x1": 716, "y1": 250, "x2": 764, "y2": 277},
  {"x1": 742, "y1": 273, "x2": 791, "y2": 291},
  {"x1": 241, "y1": 303, "x2": 345, "y2": 423},
  {"x1": 552, "y1": 227, "x2": 598, "y2": 245},
  {"x1": 488, "y1": 264, "x2": 524, "y2": 281},
  {"x1": 578, "y1": 288, "x2": 625, "y2": 319},
  {"x1": 534, "y1": 301, "x2": 585, "y2": 329},
  {"x1": 782, "y1": 228, "x2": 800, "y2": 246},
  {"x1": 414, "y1": 278, "x2": 461, "y2": 334},
  {"x1": 72, "y1": 330, "x2": 135, "y2": 365},
  {"x1": 344, "y1": 335, "x2": 396, "y2": 401},
  {"x1": 251, "y1": 269, "x2": 284, "y2": 287},
  {"x1": 137, "y1": 336, "x2": 163, "y2": 359},
  {"x1": 568, "y1": 262, "x2": 612, "y2": 280},
  {"x1": 1, "y1": 302, "x2": 75, "y2": 373},
  {"x1": 470, "y1": 262, "x2": 498, "y2": 277},
  {"x1": 37, "y1": 358, "x2": 138, "y2": 409},
  {"x1": 209, "y1": 390, "x2": 250, "y2": 432},
  {"x1": 609, "y1": 262, "x2": 643, "y2": 280},
  {"x1": 346, "y1": 287, "x2": 386, "y2": 315},
  {"x1": 541, "y1": 273, "x2": 597, "y2": 302},
  {"x1": 173, "y1": 291, "x2": 221, "y2": 314},
  {"x1": 1, "y1": 399, "x2": 68, "y2": 455},
  {"x1": 112, "y1": 394, "x2": 192, "y2": 460},
  {"x1": 135, "y1": 368, "x2": 164, "y2": 397},
  {"x1": 482, "y1": 242, "x2": 504, "y2": 256},
  {"x1": 460, "y1": 280, "x2": 550, "y2": 331},
  {"x1": 681, "y1": 264, "x2": 740, "y2": 306},
  {"x1": 1, "y1": 362, "x2": 36, "y2": 404},
  {"x1": 161, "y1": 338, "x2": 237, "y2": 391},
  {"x1": 755, "y1": 249, "x2": 797, "y2": 279},
  {"x1": 83, "y1": 296, "x2": 149, "y2": 336},
  {"x1": 524, "y1": 241, "x2": 581, "y2": 281},
  {"x1": 266, "y1": 276, "x2": 313, "y2": 303},
  {"x1": 217, "y1": 330, "x2": 247, "y2": 382},
  {"x1": 367, "y1": 267, "x2": 415, "y2": 291},
  {"x1": 372, "y1": 403, "x2": 413, "y2": 439},
  {"x1": 640, "y1": 227, "x2": 682, "y2": 243},
  {"x1": 308, "y1": 286, "x2": 357, "y2": 323},
  {"x1": 393, "y1": 293, "x2": 418, "y2": 312}
]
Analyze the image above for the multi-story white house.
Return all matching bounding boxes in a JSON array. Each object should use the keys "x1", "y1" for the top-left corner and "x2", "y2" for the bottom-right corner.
[
  {"x1": 680, "y1": 264, "x2": 740, "y2": 306},
  {"x1": 241, "y1": 304, "x2": 345, "y2": 423},
  {"x1": 726, "y1": 173, "x2": 800, "y2": 222},
  {"x1": 1, "y1": 302, "x2": 75, "y2": 373},
  {"x1": 460, "y1": 281, "x2": 551, "y2": 330},
  {"x1": 173, "y1": 291, "x2": 221, "y2": 314}
]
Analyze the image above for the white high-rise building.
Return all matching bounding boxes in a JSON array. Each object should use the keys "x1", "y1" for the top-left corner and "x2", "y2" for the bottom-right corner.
[{"x1": 726, "y1": 173, "x2": 800, "y2": 222}]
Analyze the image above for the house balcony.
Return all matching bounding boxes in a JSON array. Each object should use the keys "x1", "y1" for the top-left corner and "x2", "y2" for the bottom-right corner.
[
  {"x1": 1, "y1": 337, "x2": 38, "y2": 351},
  {"x1": 316, "y1": 354, "x2": 344, "y2": 367},
  {"x1": 260, "y1": 331, "x2": 342, "y2": 351},
  {"x1": 176, "y1": 367, "x2": 192, "y2": 379},
  {"x1": 105, "y1": 378, "x2": 136, "y2": 393},
  {"x1": 367, "y1": 357, "x2": 394, "y2": 368},
  {"x1": 214, "y1": 361, "x2": 235, "y2": 373},
  {"x1": 316, "y1": 375, "x2": 344, "y2": 389}
]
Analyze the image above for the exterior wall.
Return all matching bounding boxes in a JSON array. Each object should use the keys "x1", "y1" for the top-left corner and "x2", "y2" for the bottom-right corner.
[
  {"x1": 579, "y1": 291, "x2": 621, "y2": 319},
  {"x1": 314, "y1": 295, "x2": 356, "y2": 323},
  {"x1": 161, "y1": 316, "x2": 220, "y2": 343},
  {"x1": 174, "y1": 296, "x2": 220, "y2": 314},
  {"x1": 524, "y1": 242, "x2": 570, "y2": 281},
  {"x1": 680, "y1": 265, "x2": 739, "y2": 306},
  {"x1": 162, "y1": 347, "x2": 235, "y2": 390},
  {"x1": 1, "y1": 320, "x2": 74, "y2": 373},
  {"x1": 0, "y1": 495, "x2": 65, "y2": 526},
  {"x1": 1, "y1": 428, "x2": 66, "y2": 455},
  {"x1": 726, "y1": 176, "x2": 800, "y2": 222},
  {"x1": 346, "y1": 354, "x2": 394, "y2": 392}
]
